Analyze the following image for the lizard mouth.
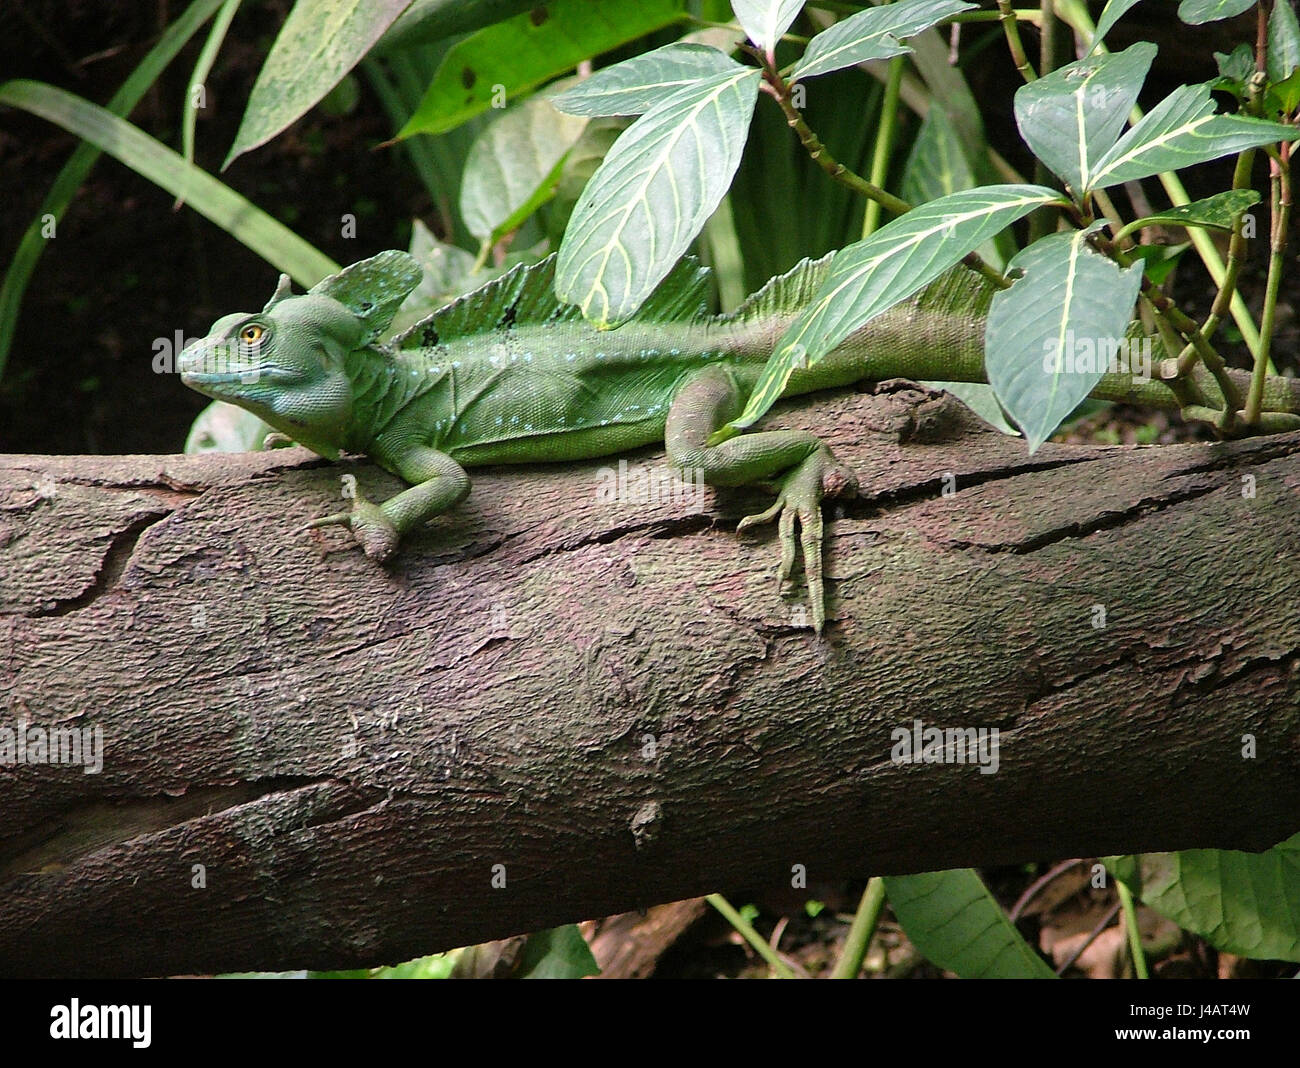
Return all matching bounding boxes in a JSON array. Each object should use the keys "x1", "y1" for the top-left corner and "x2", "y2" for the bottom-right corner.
[{"x1": 179, "y1": 363, "x2": 296, "y2": 387}]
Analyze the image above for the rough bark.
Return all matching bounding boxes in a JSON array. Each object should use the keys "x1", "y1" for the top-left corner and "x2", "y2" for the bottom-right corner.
[{"x1": 1, "y1": 383, "x2": 1297, "y2": 978}]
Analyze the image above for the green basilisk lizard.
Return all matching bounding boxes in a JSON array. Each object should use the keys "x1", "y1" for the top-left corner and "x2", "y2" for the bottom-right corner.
[{"x1": 177, "y1": 249, "x2": 1299, "y2": 632}]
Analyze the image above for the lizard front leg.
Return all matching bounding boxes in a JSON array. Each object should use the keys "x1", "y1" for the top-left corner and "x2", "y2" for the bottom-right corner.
[
  {"x1": 305, "y1": 446, "x2": 470, "y2": 561},
  {"x1": 665, "y1": 366, "x2": 856, "y2": 633}
]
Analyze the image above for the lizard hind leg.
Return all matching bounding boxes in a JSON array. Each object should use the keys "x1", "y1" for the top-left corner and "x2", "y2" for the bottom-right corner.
[{"x1": 664, "y1": 366, "x2": 857, "y2": 634}]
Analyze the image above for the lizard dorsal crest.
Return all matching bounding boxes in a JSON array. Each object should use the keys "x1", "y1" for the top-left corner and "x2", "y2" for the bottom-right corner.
[
  {"x1": 394, "y1": 254, "x2": 713, "y2": 351},
  {"x1": 309, "y1": 250, "x2": 423, "y2": 344}
]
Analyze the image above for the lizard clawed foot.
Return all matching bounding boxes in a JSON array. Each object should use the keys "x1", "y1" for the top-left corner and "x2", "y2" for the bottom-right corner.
[
  {"x1": 736, "y1": 450, "x2": 857, "y2": 634},
  {"x1": 303, "y1": 474, "x2": 400, "y2": 561}
]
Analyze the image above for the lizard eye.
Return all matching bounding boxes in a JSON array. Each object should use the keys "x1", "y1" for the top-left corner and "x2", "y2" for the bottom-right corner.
[{"x1": 239, "y1": 324, "x2": 265, "y2": 344}]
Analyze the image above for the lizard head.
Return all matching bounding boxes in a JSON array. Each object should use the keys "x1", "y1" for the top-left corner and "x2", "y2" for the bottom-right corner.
[{"x1": 178, "y1": 251, "x2": 422, "y2": 458}]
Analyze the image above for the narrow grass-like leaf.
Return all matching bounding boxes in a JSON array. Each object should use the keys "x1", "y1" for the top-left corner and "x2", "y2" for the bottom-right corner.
[
  {"x1": 732, "y1": 0, "x2": 806, "y2": 55},
  {"x1": 225, "y1": 0, "x2": 410, "y2": 167},
  {"x1": 1091, "y1": 0, "x2": 1146, "y2": 51},
  {"x1": 460, "y1": 95, "x2": 587, "y2": 242},
  {"x1": 0, "y1": 80, "x2": 339, "y2": 285},
  {"x1": 986, "y1": 229, "x2": 1144, "y2": 451},
  {"x1": 397, "y1": 0, "x2": 685, "y2": 138},
  {"x1": 1178, "y1": 0, "x2": 1256, "y2": 26},
  {"x1": 1108, "y1": 833, "x2": 1300, "y2": 962},
  {"x1": 178, "y1": 0, "x2": 240, "y2": 205},
  {"x1": 552, "y1": 43, "x2": 738, "y2": 116},
  {"x1": 555, "y1": 66, "x2": 761, "y2": 326},
  {"x1": 883, "y1": 870, "x2": 1056, "y2": 978},
  {"x1": 1015, "y1": 43, "x2": 1155, "y2": 195},
  {"x1": 0, "y1": 0, "x2": 228, "y2": 380},
  {"x1": 793, "y1": 0, "x2": 974, "y2": 80},
  {"x1": 727, "y1": 184, "x2": 1060, "y2": 434},
  {"x1": 1123, "y1": 188, "x2": 1260, "y2": 234},
  {"x1": 1086, "y1": 83, "x2": 1298, "y2": 191}
]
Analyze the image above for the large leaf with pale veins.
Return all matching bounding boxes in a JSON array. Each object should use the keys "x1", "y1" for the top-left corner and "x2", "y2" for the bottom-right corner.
[
  {"x1": 732, "y1": 0, "x2": 806, "y2": 55},
  {"x1": 1087, "y1": 83, "x2": 1298, "y2": 192},
  {"x1": 1109, "y1": 833, "x2": 1300, "y2": 962},
  {"x1": 726, "y1": 184, "x2": 1061, "y2": 436},
  {"x1": 985, "y1": 229, "x2": 1144, "y2": 452},
  {"x1": 793, "y1": 0, "x2": 973, "y2": 80},
  {"x1": 1014, "y1": 43, "x2": 1155, "y2": 195},
  {"x1": 225, "y1": 0, "x2": 410, "y2": 167},
  {"x1": 459, "y1": 95, "x2": 587, "y2": 243},
  {"x1": 555, "y1": 65, "x2": 761, "y2": 327},
  {"x1": 552, "y1": 43, "x2": 739, "y2": 117}
]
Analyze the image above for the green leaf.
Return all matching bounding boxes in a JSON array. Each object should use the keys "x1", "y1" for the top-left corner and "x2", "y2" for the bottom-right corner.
[
  {"x1": 924, "y1": 381, "x2": 1020, "y2": 434},
  {"x1": 1212, "y1": 42, "x2": 1256, "y2": 96},
  {"x1": 224, "y1": 0, "x2": 411, "y2": 167},
  {"x1": 1270, "y1": 67, "x2": 1300, "y2": 114},
  {"x1": 1108, "y1": 833, "x2": 1300, "y2": 962},
  {"x1": 985, "y1": 229, "x2": 1144, "y2": 452},
  {"x1": 460, "y1": 94, "x2": 587, "y2": 242},
  {"x1": 1087, "y1": 83, "x2": 1298, "y2": 192},
  {"x1": 555, "y1": 65, "x2": 761, "y2": 326},
  {"x1": 1267, "y1": 0, "x2": 1300, "y2": 84},
  {"x1": 732, "y1": 0, "x2": 805, "y2": 55},
  {"x1": 883, "y1": 870, "x2": 1056, "y2": 978},
  {"x1": 397, "y1": 0, "x2": 686, "y2": 138},
  {"x1": 376, "y1": 0, "x2": 538, "y2": 52},
  {"x1": 1014, "y1": 43, "x2": 1156, "y2": 195},
  {"x1": 0, "y1": 80, "x2": 339, "y2": 286},
  {"x1": 727, "y1": 184, "x2": 1061, "y2": 435},
  {"x1": 514, "y1": 925, "x2": 601, "y2": 978},
  {"x1": 1091, "y1": 0, "x2": 1146, "y2": 51},
  {"x1": 0, "y1": 0, "x2": 229, "y2": 380},
  {"x1": 1178, "y1": 0, "x2": 1257, "y2": 26},
  {"x1": 1125, "y1": 188, "x2": 1260, "y2": 234},
  {"x1": 1127, "y1": 241, "x2": 1190, "y2": 285},
  {"x1": 900, "y1": 105, "x2": 977, "y2": 204},
  {"x1": 178, "y1": 0, "x2": 240, "y2": 202},
  {"x1": 793, "y1": 0, "x2": 975, "y2": 80},
  {"x1": 552, "y1": 43, "x2": 738, "y2": 116}
]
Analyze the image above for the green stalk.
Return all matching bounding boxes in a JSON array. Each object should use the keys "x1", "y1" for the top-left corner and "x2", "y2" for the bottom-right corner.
[
  {"x1": 830, "y1": 878, "x2": 886, "y2": 979},
  {"x1": 1116, "y1": 879, "x2": 1149, "y2": 979},
  {"x1": 706, "y1": 894, "x2": 798, "y2": 979},
  {"x1": 862, "y1": 57, "x2": 905, "y2": 238},
  {"x1": 0, "y1": 0, "x2": 229, "y2": 379},
  {"x1": 1245, "y1": 150, "x2": 1290, "y2": 424},
  {"x1": 996, "y1": 0, "x2": 1038, "y2": 82},
  {"x1": 176, "y1": 0, "x2": 241, "y2": 209}
]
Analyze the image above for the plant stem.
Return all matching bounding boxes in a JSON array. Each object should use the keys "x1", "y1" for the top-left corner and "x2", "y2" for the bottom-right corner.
[
  {"x1": 1116, "y1": 879, "x2": 1149, "y2": 979},
  {"x1": 1245, "y1": 147, "x2": 1290, "y2": 424},
  {"x1": 1179, "y1": 149, "x2": 1257, "y2": 369},
  {"x1": 706, "y1": 894, "x2": 798, "y2": 979},
  {"x1": 862, "y1": 57, "x2": 905, "y2": 238},
  {"x1": 830, "y1": 878, "x2": 886, "y2": 979},
  {"x1": 997, "y1": 0, "x2": 1038, "y2": 82},
  {"x1": 1102, "y1": 237, "x2": 1242, "y2": 428}
]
